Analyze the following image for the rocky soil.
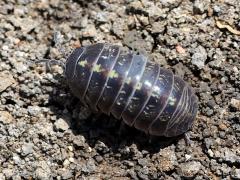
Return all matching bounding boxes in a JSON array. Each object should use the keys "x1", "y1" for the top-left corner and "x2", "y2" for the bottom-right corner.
[{"x1": 0, "y1": 0, "x2": 239, "y2": 179}]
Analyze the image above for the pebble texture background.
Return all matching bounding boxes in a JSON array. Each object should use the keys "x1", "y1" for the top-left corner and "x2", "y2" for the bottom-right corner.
[{"x1": 0, "y1": 0, "x2": 240, "y2": 179}]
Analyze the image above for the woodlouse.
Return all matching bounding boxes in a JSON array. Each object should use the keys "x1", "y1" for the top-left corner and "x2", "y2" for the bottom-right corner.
[{"x1": 64, "y1": 43, "x2": 198, "y2": 137}]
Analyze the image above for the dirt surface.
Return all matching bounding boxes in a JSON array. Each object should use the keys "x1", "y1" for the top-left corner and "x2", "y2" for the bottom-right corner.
[{"x1": 0, "y1": 0, "x2": 240, "y2": 179}]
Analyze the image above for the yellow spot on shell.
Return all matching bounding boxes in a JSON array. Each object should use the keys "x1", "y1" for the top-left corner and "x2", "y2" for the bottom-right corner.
[
  {"x1": 108, "y1": 70, "x2": 119, "y2": 78},
  {"x1": 93, "y1": 64, "x2": 102, "y2": 72},
  {"x1": 125, "y1": 77, "x2": 131, "y2": 84},
  {"x1": 168, "y1": 96, "x2": 176, "y2": 106},
  {"x1": 135, "y1": 82, "x2": 142, "y2": 90},
  {"x1": 78, "y1": 60, "x2": 87, "y2": 67}
]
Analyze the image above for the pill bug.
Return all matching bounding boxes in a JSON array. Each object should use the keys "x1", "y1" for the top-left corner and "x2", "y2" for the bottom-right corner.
[{"x1": 63, "y1": 43, "x2": 198, "y2": 137}]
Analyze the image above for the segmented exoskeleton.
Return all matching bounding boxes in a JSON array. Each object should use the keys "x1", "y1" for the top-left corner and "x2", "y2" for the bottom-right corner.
[{"x1": 65, "y1": 43, "x2": 198, "y2": 137}]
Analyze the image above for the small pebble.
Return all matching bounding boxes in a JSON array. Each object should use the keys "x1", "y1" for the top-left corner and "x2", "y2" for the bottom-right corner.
[
  {"x1": 185, "y1": 154, "x2": 192, "y2": 161},
  {"x1": 157, "y1": 148, "x2": 178, "y2": 172},
  {"x1": 193, "y1": 0, "x2": 210, "y2": 14},
  {"x1": 0, "y1": 72, "x2": 15, "y2": 92},
  {"x1": 230, "y1": 98, "x2": 240, "y2": 111},
  {"x1": 35, "y1": 161, "x2": 51, "y2": 180},
  {"x1": 231, "y1": 169, "x2": 240, "y2": 179},
  {"x1": 21, "y1": 143, "x2": 34, "y2": 156},
  {"x1": 191, "y1": 45, "x2": 207, "y2": 69},
  {"x1": 82, "y1": 24, "x2": 97, "y2": 38},
  {"x1": 54, "y1": 118, "x2": 70, "y2": 132},
  {"x1": 0, "y1": 111, "x2": 13, "y2": 124},
  {"x1": 178, "y1": 161, "x2": 202, "y2": 178}
]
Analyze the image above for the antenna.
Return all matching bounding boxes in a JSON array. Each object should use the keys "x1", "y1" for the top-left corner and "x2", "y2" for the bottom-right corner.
[
  {"x1": 35, "y1": 58, "x2": 65, "y2": 71},
  {"x1": 54, "y1": 31, "x2": 68, "y2": 57},
  {"x1": 35, "y1": 31, "x2": 67, "y2": 72}
]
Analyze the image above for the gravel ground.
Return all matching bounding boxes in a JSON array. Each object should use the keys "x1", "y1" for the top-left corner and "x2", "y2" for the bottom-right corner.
[{"x1": 0, "y1": 0, "x2": 240, "y2": 179}]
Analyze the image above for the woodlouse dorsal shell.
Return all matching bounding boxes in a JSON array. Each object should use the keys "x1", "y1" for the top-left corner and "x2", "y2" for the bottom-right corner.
[{"x1": 65, "y1": 43, "x2": 198, "y2": 137}]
